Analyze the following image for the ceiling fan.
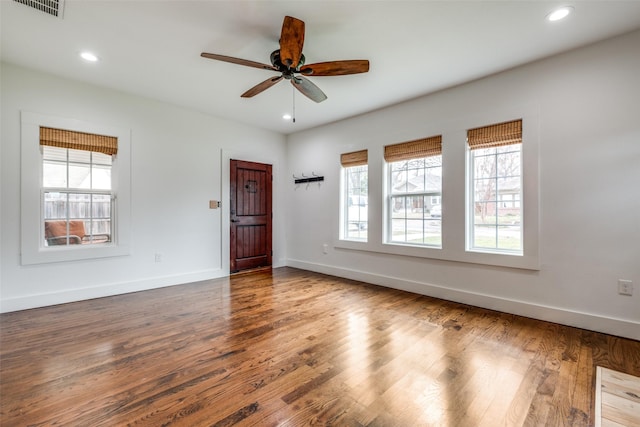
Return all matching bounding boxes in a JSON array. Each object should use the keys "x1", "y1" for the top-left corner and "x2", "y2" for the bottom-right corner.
[{"x1": 201, "y1": 16, "x2": 370, "y2": 103}]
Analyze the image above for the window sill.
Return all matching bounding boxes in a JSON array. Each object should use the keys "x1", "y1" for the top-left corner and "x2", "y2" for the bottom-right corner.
[
  {"x1": 21, "y1": 243, "x2": 130, "y2": 265},
  {"x1": 334, "y1": 239, "x2": 539, "y2": 270}
]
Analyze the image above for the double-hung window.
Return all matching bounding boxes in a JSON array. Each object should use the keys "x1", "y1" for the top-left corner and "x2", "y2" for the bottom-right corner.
[
  {"x1": 385, "y1": 136, "x2": 442, "y2": 247},
  {"x1": 40, "y1": 127, "x2": 117, "y2": 247},
  {"x1": 467, "y1": 119, "x2": 523, "y2": 253},
  {"x1": 340, "y1": 150, "x2": 368, "y2": 241}
]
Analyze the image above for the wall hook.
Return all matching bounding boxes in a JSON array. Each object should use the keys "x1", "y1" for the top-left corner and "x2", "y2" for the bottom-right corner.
[{"x1": 293, "y1": 171, "x2": 325, "y2": 185}]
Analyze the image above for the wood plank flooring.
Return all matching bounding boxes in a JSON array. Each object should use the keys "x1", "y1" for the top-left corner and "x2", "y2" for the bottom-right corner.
[
  {"x1": 595, "y1": 366, "x2": 640, "y2": 427},
  {"x1": 1, "y1": 267, "x2": 639, "y2": 426}
]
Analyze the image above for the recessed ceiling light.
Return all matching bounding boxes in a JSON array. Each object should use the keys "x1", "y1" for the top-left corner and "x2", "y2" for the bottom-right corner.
[
  {"x1": 282, "y1": 114, "x2": 292, "y2": 120},
  {"x1": 80, "y1": 51, "x2": 99, "y2": 62},
  {"x1": 547, "y1": 6, "x2": 573, "y2": 22}
]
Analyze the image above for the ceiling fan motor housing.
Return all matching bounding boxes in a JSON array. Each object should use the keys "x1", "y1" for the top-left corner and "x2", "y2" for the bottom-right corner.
[{"x1": 271, "y1": 49, "x2": 305, "y2": 77}]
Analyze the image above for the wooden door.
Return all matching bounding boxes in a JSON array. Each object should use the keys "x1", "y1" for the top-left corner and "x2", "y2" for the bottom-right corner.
[{"x1": 230, "y1": 159, "x2": 272, "y2": 273}]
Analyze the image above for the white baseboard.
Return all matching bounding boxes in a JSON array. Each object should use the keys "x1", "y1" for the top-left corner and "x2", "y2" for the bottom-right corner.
[
  {"x1": 0, "y1": 268, "x2": 226, "y2": 313},
  {"x1": 286, "y1": 259, "x2": 640, "y2": 341},
  {"x1": 1, "y1": 259, "x2": 288, "y2": 313}
]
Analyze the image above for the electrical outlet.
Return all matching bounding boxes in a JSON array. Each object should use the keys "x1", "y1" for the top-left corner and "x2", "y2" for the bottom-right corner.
[
  {"x1": 155, "y1": 253, "x2": 162, "y2": 263},
  {"x1": 323, "y1": 244, "x2": 329, "y2": 254},
  {"x1": 618, "y1": 279, "x2": 633, "y2": 296}
]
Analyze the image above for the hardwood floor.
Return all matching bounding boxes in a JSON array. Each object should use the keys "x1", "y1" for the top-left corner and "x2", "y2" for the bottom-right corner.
[
  {"x1": 1, "y1": 267, "x2": 639, "y2": 426},
  {"x1": 595, "y1": 367, "x2": 640, "y2": 426}
]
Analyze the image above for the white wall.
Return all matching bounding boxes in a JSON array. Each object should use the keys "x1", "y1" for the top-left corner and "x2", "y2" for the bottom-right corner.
[
  {"x1": 1, "y1": 63, "x2": 287, "y2": 311},
  {"x1": 286, "y1": 30, "x2": 640, "y2": 340}
]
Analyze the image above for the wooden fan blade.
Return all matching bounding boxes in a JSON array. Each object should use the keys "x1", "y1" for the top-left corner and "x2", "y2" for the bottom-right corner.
[
  {"x1": 291, "y1": 76, "x2": 327, "y2": 103},
  {"x1": 279, "y1": 16, "x2": 305, "y2": 68},
  {"x1": 241, "y1": 76, "x2": 283, "y2": 98},
  {"x1": 300, "y1": 60, "x2": 370, "y2": 76},
  {"x1": 201, "y1": 53, "x2": 277, "y2": 71}
]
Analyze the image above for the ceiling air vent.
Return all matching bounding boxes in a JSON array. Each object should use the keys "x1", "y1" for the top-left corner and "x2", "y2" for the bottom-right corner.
[{"x1": 14, "y1": 0, "x2": 64, "y2": 18}]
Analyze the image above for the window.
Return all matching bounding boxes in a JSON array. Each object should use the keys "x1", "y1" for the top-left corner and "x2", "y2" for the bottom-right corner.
[
  {"x1": 468, "y1": 119, "x2": 522, "y2": 253},
  {"x1": 40, "y1": 127, "x2": 117, "y2": 247},
  {"x1": 385, "y1": 136, "x2": 442, "y2": 247},
  {"x1": 21, "y1": 112, "x2": 131, "y2": 264},
  {"x1": 42, "y1": 145, "x2": 113, "y2": 246},
  {"x1": 341, "y1": 150, "x2": 368, "y2": 241}
]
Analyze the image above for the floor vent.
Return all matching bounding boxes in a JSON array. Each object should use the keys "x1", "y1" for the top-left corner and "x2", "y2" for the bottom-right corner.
[{"x1": 14, "y1": 0, "x2": 64, "y2": 18}]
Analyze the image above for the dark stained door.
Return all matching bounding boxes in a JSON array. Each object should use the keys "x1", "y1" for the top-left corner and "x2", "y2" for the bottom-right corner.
[{"x1": 230, "y1": 159, "x2": 272, "y2": 273}]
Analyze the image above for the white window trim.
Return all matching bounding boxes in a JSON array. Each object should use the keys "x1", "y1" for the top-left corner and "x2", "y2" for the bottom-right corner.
[
  {"x1": 20, "y1": 111, "x2": 131, "y2": 265},
  {"x1": 334, "y1": 107, "x2": 539, "y2": 270}
]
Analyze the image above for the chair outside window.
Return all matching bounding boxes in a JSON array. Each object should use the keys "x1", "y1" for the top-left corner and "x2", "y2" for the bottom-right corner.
[{"x1": 44, "y1": 220, "x2": 110, "y2": 246}]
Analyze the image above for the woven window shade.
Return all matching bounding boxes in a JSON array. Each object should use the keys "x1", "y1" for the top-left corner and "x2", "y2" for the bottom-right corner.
[
  {"x1": 384, "y1": 135, "x2": 442, "y2": 163},
  {"x1": 40, "y1": 127, "x2": 118, "y2": 156},
  {"x1": 340, "y1": 149, "x2": 368, "y2": 167},
  {"x1": 467, "y1": 119, "x2": 522, "y2": 150}
]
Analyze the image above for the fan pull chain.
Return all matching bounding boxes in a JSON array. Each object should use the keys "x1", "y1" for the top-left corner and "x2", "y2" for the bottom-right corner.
[{"x1": 292, "y1": 86, "x2": 296, "y2": 123}]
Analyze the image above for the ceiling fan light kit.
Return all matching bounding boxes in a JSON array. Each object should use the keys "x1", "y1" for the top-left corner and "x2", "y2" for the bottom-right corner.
[{"x1": 201, "y1": 16, "x2": 370, "y2": 103}]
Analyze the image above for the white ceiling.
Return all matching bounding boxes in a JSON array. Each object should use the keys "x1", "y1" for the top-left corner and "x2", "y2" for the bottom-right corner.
[{"x1": 2, "y1": 1, "x2": 640, "y2": 135}]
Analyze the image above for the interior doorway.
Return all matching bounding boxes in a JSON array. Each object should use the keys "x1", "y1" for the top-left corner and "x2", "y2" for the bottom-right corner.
[{"x1": 229, "y1": 159, "x2": 272, "y2": 273}]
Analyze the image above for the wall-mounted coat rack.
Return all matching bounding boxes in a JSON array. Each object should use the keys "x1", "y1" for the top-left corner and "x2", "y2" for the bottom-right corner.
[{"x1": 293, "y1": 172, "x2": 324, "y2": 184}]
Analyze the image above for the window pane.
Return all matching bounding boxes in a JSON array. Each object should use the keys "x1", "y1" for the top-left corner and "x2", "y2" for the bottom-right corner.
[
  {"x1": 68, "y1": 193, "x2": 91, "y2": 218},
  {"x1": 42, "y1": 146, "x2": 67, "y2": 162},
  {"x1": 409, "y1": 158, "x2": 425, "y2": 169},
  {"x1": 43, "y1": 162, "x2": 67, "y2": 187},
  {"x1": 391, "y1": 161, "x2": 408, "y2": 172},
  {"x1": 406, "y1": 219, "x2": 424, "y2": 243},
  {"x1": 390, "y1": 217, "x2": 407, "y2": 242},
  {"x1": 92, "y1": 164, "x2": 112, "y2": 190},
  {"x1": 68, "y1": 149, "x2": 91, "y2": 163},
  {"x1": 90, "y1": 219, "x2": 111, "y2": 236},
  {"x1": 474, "y1": 154, "x2": 497, "y2": 179},
  {"x1": 497, "y1": 145, "x2": 520, "y2": 155},
  {"x1": 474, "y1": 201, "x2": 497, "y2": 225},
  {"x1": 498, "y1": 151, "x2": 521, "y2": 175},
  {"x1": 69, "y1": 164, "x2": 91, "y2": 189},
  {"x1": 474, "y1": 225, "x2": 497, "y2": 249},
  {"x1": 391, "y1": 196, "x2": 407, "y2": 219},
  {"x1": 474, "y1": 178, "x2": 497, "y2": 202},
  {"x1": 390, "y1": 168, "x2": 408, "y2": 193},
  {"x1": 92, "y1": 194, "x2": 111, "y2": 218},
  {"x1": 93, "y1": 152, "x2": 112, "y2": 166},
  {"x1": 425, "y1": 167, "x2": 441, "y2": 193},
  {"x1": 44, "y1": 192, "x2": 68, "y2": 219}
]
